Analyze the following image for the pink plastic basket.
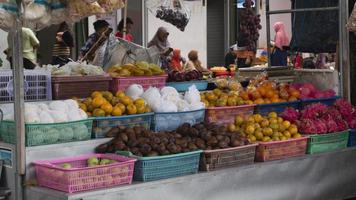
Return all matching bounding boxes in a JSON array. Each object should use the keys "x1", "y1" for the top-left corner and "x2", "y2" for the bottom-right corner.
[
  {"x1": 205, "y1": 105, "x2": 255, "y2": 125},
  {"x1": 255, "y1": 137, "x2": 308, "y2": 162},
  {"x1": 33, "y1": 154, "x2": 136, "y2": 193},
  {"x1": 110, "y1": 75, "x2": 168, "y2": 93}
]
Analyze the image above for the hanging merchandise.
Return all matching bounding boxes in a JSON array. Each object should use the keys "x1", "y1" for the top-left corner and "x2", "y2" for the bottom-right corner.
[
  {"x1": 347, "y1": 2, "x2": 356, "y2": 33},
  {"x1": 50, "y1": 0, "x2": 67, "y2": 25},
  {"x1": 68, "y1": 0, "x2": 105, "y2": 21},
  {"x1": 239, "y1": 0, "x2": 261, "y2": 51},
  {"x1": 23, "y1": 0, "x2": 50, "y2": 20},
  {"x1": 148, "y1": 0, "x2": 190, "y2": 31},
  {"x1": 0, "y1": 0, "x2": 18, "y2": 31},
  {"x1": 97, "y1": 0, "x2": 125, "y2": 13}
]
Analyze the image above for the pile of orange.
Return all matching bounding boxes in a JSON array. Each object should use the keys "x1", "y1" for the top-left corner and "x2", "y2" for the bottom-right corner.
[
  {"x1": 239, "y1": 82, "x2": 301, "y2": 104},
  {"x1": 78, "y1": 91, "x2": 151, "y2": 117},
  {"x1": 201, "y1": 89, "x2": 250, "y2": 108}
]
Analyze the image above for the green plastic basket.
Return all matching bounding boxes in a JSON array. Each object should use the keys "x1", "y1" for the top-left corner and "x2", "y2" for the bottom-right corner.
[
  {"x1": 117, "y1": 150, "x2": 202, "y2": 182},
  {"x1": 0, "y1": 119, "x2": 93, "y2": 146},
  {"x1": 93, "y1": 113, "x2": 154, "y2": 138},
  {"x1": 307, "y1": 131, "x2": 349, "y2": 154}
]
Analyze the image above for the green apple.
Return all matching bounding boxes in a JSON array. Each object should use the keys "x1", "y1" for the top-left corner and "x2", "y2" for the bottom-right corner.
[
  {"x1": 87, "y1": 157, "x2": 99, "y2": 166},
  {"x1": 62, "y1": 163, "x2": 72, "y2": 169},
  {"x1": 99, "y1": 159, "x2": 111, "y2": 165}
]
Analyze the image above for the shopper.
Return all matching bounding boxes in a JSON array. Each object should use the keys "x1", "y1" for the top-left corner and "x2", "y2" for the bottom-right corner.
[
  {"x1": 271, "y1": 21, "x2": 289, "y2": 66},
  {"x1": 224, "y1": 44, "x2": 237, "y2": 68},
  {"x1": 5, "y1": 27, "x2": 39, "y2": 69},
  {"x1": 148, "y1": 27, "x2": 173, "y2": 71},
  {"x1": 185, "y1": 50, "x2": 209, "y2": 74},
  {"x1": 51, "y1": 22, "x2": 74, "y2": 66},
  {"x1": 116, "y1": 17, "x2": 134, "y2": 42},
  {"x1": 80, "y1": 20, "x2": 110, "y2": 57},
  {"x1": 169, "y1": 49, "x2": 185, "y2": 71}
]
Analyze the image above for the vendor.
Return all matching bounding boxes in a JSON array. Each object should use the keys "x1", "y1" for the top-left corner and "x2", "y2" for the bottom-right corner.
[
  {"x1": 5, "y1": 27, "x2": 39, "y2": 69},
  {"x1": 148, "y1": 27, "x2": 173, "y2": 70},
  {"x1": 224, "y1": 44, "x2": 237, "y2": 68},
  {"x1": 185, "y1": 50, "x2": 210, "y2": 74},
  {"x1": 51, "y1": 22, "x2": 74, "y2": 66},
  {"x1": 116, "y1": 17, "x2": 134, "y2": 42},
  {"x1": 236, "y1": 33, "x2": 253, "y2": 68},
  {"x1": 80, "y1": 20, "x2": 110, "y2": 57},
  {"x1": 170, "y1": 49, "x2": 185, "y2": 71},
  {"x1": 271, "y1": 22, "x2": 289, "y2": 66}
]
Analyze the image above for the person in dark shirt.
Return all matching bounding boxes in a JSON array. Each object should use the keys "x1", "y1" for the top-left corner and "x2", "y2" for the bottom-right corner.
[
  {"x1": 225, "y1": 44, "x2": 237, "y2": 68},
  {"x1": 80, "y1": 20, "x2": 110, "y2": 57},
  {"x1": 52, "y1": 22, "x2": 74, "y2": 66}
]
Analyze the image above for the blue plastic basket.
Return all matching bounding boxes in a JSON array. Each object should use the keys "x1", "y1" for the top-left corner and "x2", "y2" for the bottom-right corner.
[
  {"x1": 117, "y1": 150, "x2": 202, "y2": 182},
  {"x1": 254, "y1": 101, "x2": 300, "y2": 115},
  {"x1": 166, "y1": 81, "x2": 208, "y2": 92},
  {"x1": 348, "y1": 129, "x2": 356, "y2": 147},
  {"x1": 300, "y1": 96, "x2": 341, "y2": 109},
  {"x1": 153, "y1": 109, "x2": 205, "y2": 132},
  {"x1": 93, "y1": 113, "x2": 154, "y2": 138}
]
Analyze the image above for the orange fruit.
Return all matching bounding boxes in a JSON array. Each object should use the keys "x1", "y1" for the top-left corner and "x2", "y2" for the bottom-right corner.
[
  {"x1": 101, "y1": 103, "x2": 113, "y2": 115},
  {"x1": 116, "y1": 103, "x2": 126, "y2": 113},
  {"x1": 115, "y1": 90, "x2": 126, "y2": 98},
  {"x1": 91, "y1": 91, "x2": 103, "y2": 99},
  {"x1": 266, "y1": 90, "x2": 274, "y2": 98},
  {"x1": 251, "y1": 91, "x2": 261, "y2": 100},
  {"x1": 136, "y1": 105, "x2": 146, "y2": 114},
  {"x1": 144, "y1": 106, "x2": 152, "y2": 113},
  {"x1": 254, "y1": 98, "x2": 265, "y2": 104},
  {"x1": 126, "y1": 104, "x2": 137, "y2": 115},
  {"x1": 92, "y1": 97, "x2": 106, "y2": 108},
  {"x1": 134, "y1": 98, "x2": 146, "y2": 107},
  {"x1": 258, "y1": 87, "x2": 267, "y2": 97},
  {"x1": 271, "y1": 97, "x2": 280, "y2": 103},
  {"x1": 290, "y1": 89, "x2": 301, "y2": 99},
  {"x1": 120, "y1": 96, "x2": 133, "y2": 106},
  {"x1": 112, "y1": 107, "x2": 123, "y2": 116},
  {"x1": 288, "y1": 96, "x2": 298, "y2": 102},
  {"x1": 240, "y1": 91, "x2": 250, "y2": 101},
  {"x1": 264, "y1": 99, "x2": 271, "y2": 104},
  {"x1": 83, "y1": 97, "x2": 93, "y2": 107},
  {"x1": 79, "y1": 103, "x2": 87, "y2": 112},
  {"x1": 246, "y1": 100, "x2": 254, "y2": 105},
  {"x1": 92, "y1": 108, "x2": 106, "y2": 117}
]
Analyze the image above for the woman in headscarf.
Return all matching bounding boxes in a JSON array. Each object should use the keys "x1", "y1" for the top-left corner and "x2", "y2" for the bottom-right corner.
[
  {"x1": 170, "y1": 49, "x2": 185, "y2": 71},
  {"x1": 148, "y1": 27, "x2": 173, "y2": 70},
  {"x1": 185, "y1": 50, "x2": 210, "y2": 74},
  {"x1": 271, "y1": 22, "x2": 290, "y2": 66}
]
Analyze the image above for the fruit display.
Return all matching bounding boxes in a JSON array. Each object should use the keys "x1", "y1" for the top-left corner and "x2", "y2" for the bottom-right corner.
[
  {"x1": 229, "y1": 112, "x2": 302, "y2": 142},
  {"x1": 201, "y1": 88, "x2": 247, "y2": 108},
  {"x1": 167, "y1": 70, "x2": 203, "y2": 82},
  {"x1": 1, "y1": 100, "x2": 87, "y2": 123},
  {"x1": 281, "y1": 102, "x2": 352, "y2": 135},
  {"x1": 239, "y1": 0, "x2": 262, "y2": 51},
  {"x1": 155, "y1": 1, "x2": 190, "y2": 31},
  {"x1": 107, "y1": 62, "x2": 165, "y2": 77},
  {"x1": 61, "y1": 156, "x2": 117, "y2": 169},
  {"x1": 42, "y1": 61, "x2": 105, "y2": 76},
  {"x1": 78, "y1": 90, "x2": 151, "y2": 117},
  {"x1": 96, "y1": 122, "x2": 250, "y2": 157},
  {"x1": 292, "y1": 83, "x2": 336, "y2": 99}
]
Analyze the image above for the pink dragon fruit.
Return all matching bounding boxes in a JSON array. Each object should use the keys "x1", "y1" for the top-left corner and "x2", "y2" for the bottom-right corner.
[
  {"x1": 300, "y1": 103, "x2": 328, "y2": 120},
  {"x1": 334, "y1": 118, "x2": 348, "y2": 132},
  {"x1": 322, "y1": 89, "x2": 336, "y2": 98},
  {"x1": 347, "y1": 118, "x2": 356, "y2": 129},
  {"x1": 324, "y1": 117, "x2": 338, "y2": 133},
  {"x1": 299, "y1": 83, "x2": 316, "y2": 99},
  {"x1": 313, "y1": 119, "x2": 328, "y2": 134},
  {"x1": 298, "y1": 119, "x2": 317, "y2": 135},
  {"x1": 280, "y1": 107, "x2": 300, "y2": 123}
]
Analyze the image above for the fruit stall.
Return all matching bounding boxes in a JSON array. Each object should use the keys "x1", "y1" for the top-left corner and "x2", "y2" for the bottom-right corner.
[{"x1": 1, "y1": 1, "x2": 356, "y2": 200}]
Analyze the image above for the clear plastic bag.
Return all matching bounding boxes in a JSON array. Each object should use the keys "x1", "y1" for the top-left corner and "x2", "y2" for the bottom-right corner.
[
  {"x1": 347, "y1": 3, "x2": 356, "y2": 33},
  {"x1": 68, "y1": 0, "x2": 105, "y2": 19},
  {"x1": 0, "y1": 0, "x2": 18, "y2": 31},
  {"x1": 24, "y1": 0, "x2": 50, "y2": 20},
  {"x1": 50, "y1": 0, "x2": 67, "y2": 25},
  {"x1": 147, "y1": 0, "x2": 190, "y2": 31}
]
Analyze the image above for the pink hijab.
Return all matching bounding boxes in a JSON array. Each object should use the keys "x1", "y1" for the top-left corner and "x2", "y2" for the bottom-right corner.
[{"x1": 274, "y1": 22, "x2": 289, "y2": 49}]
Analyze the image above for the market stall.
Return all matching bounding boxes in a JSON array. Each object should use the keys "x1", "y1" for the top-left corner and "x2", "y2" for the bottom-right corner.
[{"x1": 0, "y1": 0, "x2": 355, "y2": 200}]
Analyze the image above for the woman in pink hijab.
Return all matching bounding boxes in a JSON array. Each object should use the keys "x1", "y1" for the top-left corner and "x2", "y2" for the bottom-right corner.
[{"x1": 271, "y1": 22, "x2": 290, "y2": 66}]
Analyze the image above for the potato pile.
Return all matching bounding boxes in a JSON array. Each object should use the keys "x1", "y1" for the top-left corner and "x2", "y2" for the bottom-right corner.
[{"x1": 96, "y1": 123, "x2": 250, "y2": 157}]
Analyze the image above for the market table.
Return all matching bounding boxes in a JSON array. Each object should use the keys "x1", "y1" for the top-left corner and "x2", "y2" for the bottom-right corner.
[{"x1": 25, "y1": 147, "x2": 356, "y2": 200}]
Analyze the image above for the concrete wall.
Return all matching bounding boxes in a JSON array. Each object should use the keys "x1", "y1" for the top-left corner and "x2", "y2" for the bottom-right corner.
[
  {"x1": 258, "y1": 0, "x2": 292, "y2": 48},
  {"x1": 147, "y1": 1, "x2": 207, "y2": 66}
]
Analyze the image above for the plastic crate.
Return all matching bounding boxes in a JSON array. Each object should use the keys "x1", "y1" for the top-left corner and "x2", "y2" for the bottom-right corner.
[
  {"x1": 166, "y1": 81, "x2": 208, "y2": 92},
  {"x1": 300, "y1": 96, "x2": 341, "y2": 109},
  {"x1": 255, "y1": 137, "x2": 308, "y2": 162},
  {"x1": 348, "y1": 129, "x2": 356, "y2": 147},
  {"x1": 110, "y1": 75, "x2": 167, "y2": 93},
  {"x1": 205, "y1": 105, "x2": 255, "y2": 125},
  {"x1": 52, "y1": 75, "x2": 112, "y2": 100},
  {"x1": 307, "y1": 131, "x2": 349, "y2": 154},
  {"x1": 33, "y1": 154, "x2": 136, "y2": 193},
  {"x1": 93, "y1": 113, "x2": 154, "y2": 138},
  {"x1": 153, "y1": 109, "x2": 205, "y2": 132},
  {"x1": 0, "y1": 69, "x2": 52, "y2": 102},
  {"x1": 254, "y1": 101, "x2": 300, "y2": 115},
  {"x1": 117, "y1": 150, "x2": 202, "y2": 182},
  {"x1": 0, "y1": 119, "x2": 92, "y2": 146},
  {"x1": 200, "y1": 144, "x2": 257, "y2": 171}
]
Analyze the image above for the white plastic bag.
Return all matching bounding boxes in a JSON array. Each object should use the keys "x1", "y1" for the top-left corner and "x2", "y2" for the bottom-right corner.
[
  {"x1": 184, "y1": 85, "x2": 200, "y2": 104},
  {"x1": 24, "y1": 0, "x2": 50, "y2": 20},
  {"x1": 0, "y1": 0, "x2": 17, "y2": 31}
]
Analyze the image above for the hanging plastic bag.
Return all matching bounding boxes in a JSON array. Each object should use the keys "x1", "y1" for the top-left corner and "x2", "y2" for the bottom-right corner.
[
  {"x1": 147, "y1": 0, "x2": 190, "y2": 31},
  {"x1": 97, "y1": 0, "x2": 124, "y2": 13},
  {"x1": 68, "y1": 0, "x2": 105, "y2": 20},
  {"x1": 347, "y1": 3, "x2": 356, "y2": 33},
  {"x1": 24, "y1": 0, "x2": 50, "y2": 20},
  {"x1": 0, "y1": 0, "x2": 18, "y2": 31},
  {"x1": 50, "y1": 0, "x2": 67, "y2": 25}
]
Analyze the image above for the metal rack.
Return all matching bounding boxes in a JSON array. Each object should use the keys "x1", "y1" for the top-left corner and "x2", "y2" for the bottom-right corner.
[{"x1": 265, "y1": 0, "x2": 350, "y2": 100}]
